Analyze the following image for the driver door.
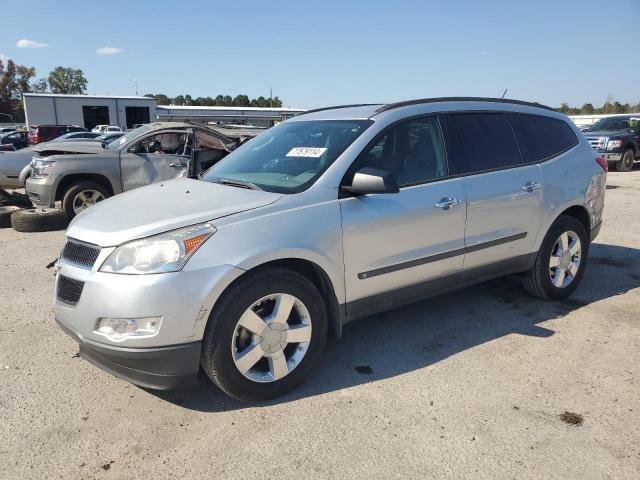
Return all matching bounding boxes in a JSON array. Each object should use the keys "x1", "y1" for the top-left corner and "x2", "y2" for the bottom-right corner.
[{"x1": 119, "y1": 130, "x2": 192, "y2": 191}]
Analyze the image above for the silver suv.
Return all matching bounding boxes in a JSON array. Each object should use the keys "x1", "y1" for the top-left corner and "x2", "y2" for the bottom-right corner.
[{"x1": 53, "y1": 98, "x2": 606, "y2": 401}]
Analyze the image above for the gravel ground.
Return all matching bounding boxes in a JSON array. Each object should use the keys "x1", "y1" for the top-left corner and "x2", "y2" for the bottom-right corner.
[{"x1": 1, "y1": 171, "x2": 639, "y2": 479}]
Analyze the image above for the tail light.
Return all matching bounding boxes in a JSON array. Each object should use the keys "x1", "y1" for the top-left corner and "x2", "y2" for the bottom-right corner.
[{"x1": 595, "y1": 156, "x2": 608, "y2": 172}]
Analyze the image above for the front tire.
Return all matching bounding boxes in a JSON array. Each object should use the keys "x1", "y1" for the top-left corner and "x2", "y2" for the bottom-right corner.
[
  {"x1": 615, "y1": 149, "x2": 635, "y2": 172},
  {"x1": 201, "y1": 267, "x2": 328, "y2": 402},
  {"x1": 522, "y1": 215, "x2": 588, "y2": 300},
  {"x1": 62, "y1": 181, "x2": 110, "y2": 219}
]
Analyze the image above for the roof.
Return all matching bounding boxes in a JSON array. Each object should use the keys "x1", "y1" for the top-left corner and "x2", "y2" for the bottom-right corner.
[
  {"x1": 296, "y1": 97, "x2": 557, "y2": 121},
  {"x1": 23, "y1": 93, "x2": 155, "y2": 101}
]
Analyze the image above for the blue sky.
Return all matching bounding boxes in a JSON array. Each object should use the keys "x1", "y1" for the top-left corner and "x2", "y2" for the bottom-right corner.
[{"x1": 1, "y1": 0, "x2": 638, "y2": 108}]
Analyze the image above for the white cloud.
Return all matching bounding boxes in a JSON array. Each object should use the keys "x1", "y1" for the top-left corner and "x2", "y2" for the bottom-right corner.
[
  {"x1": 96, "y1": 46, "x2": 124, "y2": 55},
  {"x1": 16, "y1": 38, "x2": 48, "y2": 48}
]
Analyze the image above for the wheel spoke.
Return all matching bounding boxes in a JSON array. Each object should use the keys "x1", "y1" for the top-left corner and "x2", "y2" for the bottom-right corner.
[
  {"x1": 234, "y1": 344, "x2": 264, "y2": 374},
  {"x1": 569, "y1": 240, "x2": 581, "y2": 256},
  {"x1": 268, "y1": 353, "x2": 289, "y2": 380},
  {"x1": 272, "y1": 294, "x2": 295, "y2": 324},
  {"x1": 238, "y1": 309, "x2": 267, "y2": 335},
  {"x1": 558, "y1": 232, "x2": 569, "y2": 252},
  {"x1": 553, "y1": 268, "x2": 566, "y2": 287},
  {"x1": 285, "y1": 324, "x2": 312, "y2": 343},
  {"x1": 567, "y1": 262, "x2": 579, "y2": 277},
  {"x1": 549, "y1": 255, "x2": 560, "y2": 268}
]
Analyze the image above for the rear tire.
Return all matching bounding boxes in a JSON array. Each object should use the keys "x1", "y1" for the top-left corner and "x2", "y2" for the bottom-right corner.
[
  {"x1": 201, "y1": 267, "x2": 328, "y2": 402},
  {"x1": 11, "y1": 208, "x2": 68, "y2": 232},
  {"x1": 615, "y1": 149, "x2": 635, "y2": 172},
  {"x1": 522, "y1": 215, "x2": 588, "y2": 300},
  {"x1": 62, "y1": 181, "x2": 110, "y2": 220}
]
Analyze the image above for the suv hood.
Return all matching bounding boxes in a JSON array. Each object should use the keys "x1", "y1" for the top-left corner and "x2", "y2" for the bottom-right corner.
[
  {"x1": 67, "y1": 178, "x2": 283, "y2": 246},
  {"x1": 34, "y1": 141, "x2": 105, "y2": 155}
]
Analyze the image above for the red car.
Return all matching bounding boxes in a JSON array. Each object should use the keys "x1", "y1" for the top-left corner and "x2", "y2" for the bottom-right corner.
[{"x1": 28, "y1": 125, "x2": 86, "y2": 145}]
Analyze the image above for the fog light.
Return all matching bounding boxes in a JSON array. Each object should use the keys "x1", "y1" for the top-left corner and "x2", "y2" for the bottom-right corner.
[{"x1": 94, "y1": 317, "x2": 161, "y2": 342}]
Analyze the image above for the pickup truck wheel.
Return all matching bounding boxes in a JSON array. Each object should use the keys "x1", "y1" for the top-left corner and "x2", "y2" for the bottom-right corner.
[
  {"x1": 521, "y1": 215, "x2": 588, "y2": 300},
  {"x1": 62, "y1": 181, "x2": 110, "y2": 219},
  {"x1": 11, "y1": 208, "x2": 68, "y2": 232},
  {"x1": 201, "y1": 267, "x2": 328, "y2": 402},
  {"x1": 615, "y1": 149, "x2": 635, "y2": 172},
  {"x1": 0, "y1": 206, "x2": 21, "y2": 228}
]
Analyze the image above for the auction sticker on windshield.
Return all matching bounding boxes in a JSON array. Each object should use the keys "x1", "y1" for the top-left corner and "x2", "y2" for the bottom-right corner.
[{"x1": 286, "y1": 147, "x2": 327, "y2": 158}]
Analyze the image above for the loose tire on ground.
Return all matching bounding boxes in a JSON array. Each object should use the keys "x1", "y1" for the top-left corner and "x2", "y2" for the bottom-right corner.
[
  {"x1": 615, "y1": 149, "x2": 635, "y2": 172},
  {"x1": 200, "y1": 267, "x2": 328, "y2": 402},
  {"x1": 11, "y1": 208, "x2": 69, "y2": 232},
  {"x1": 62, "y1": 181, "x2": 111, "y2": 220},
  {"x1": 0, "y1": 206, "x2": 21, "y2": 228},
  {"x1": 521, "y1": 215, "x2": 588, "y2": 300}
]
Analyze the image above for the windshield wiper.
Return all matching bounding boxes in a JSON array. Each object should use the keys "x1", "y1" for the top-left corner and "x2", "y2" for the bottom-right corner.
[{"x1": 215, "y1": 178, "x2": 263, "y2": 191}]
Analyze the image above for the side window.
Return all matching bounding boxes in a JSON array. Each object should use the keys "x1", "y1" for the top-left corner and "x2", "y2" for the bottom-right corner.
[
  {"x1": 508, "y1": 113, "x2": 578, "y2": 162},
  {"x1": 135, "y1": 132, "x2": 189, "y2": 155},
  {"x1": 354, "y1": 116, "x2": 448, "y2": 187},
  {"x1": 449, "y1": 113, "x2": 521, "y2": 173}
]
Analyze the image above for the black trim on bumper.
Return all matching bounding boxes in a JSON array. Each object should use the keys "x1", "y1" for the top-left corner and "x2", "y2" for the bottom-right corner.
[
  {"x1": 590, "y1": 221, "x2": 602, "y2": 242},
  {"x1": 56, "y1": 319, "x2": 201, "y2": 390}
]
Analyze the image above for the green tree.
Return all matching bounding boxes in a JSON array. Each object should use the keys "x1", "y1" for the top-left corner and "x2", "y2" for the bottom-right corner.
[
  {"x1": 232, "y1": 94, "x2": 250, "y2": 106},
  {"x1": 31, "y1": 78, "x2": 48, "y2": 93},
  {"x1": 173, "y1": 95, "x2": 185, "y2": 105},
  {"x1": 48, "y1": 66, "x2": 87, "y2": 94},
  {"x1": 0, "y1": 59, "x2": 41, "y2": 121},
  {"x1": 580, "y1": 103, "x2": 594, "y2": 114}
]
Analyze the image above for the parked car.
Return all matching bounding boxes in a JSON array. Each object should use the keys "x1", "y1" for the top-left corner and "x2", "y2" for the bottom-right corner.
[
  {"x1": 96, "y1": 132, "x2": 125, "y2": 144},
  {"x1": 583, "y1": 116, "x2": 640, "y2": 171},
  {"x1": 0, "y1": 130, "x2": 28, "y2": 150},
  {"x1": 51, "y1": 98, "x2": 606, "y2": 401},
  {"x1": 0, "y1": 144, "x2": 16, "y2": 152},
  {"x1": 25, "y1": 122, "x2": 246, "y2": 220},
  {"x1": 28, "y1": 125, "x2": 86, "y2": 145},
  {"x1": 91, "y1": 125, "x2": 123, "y2": 133},
  {"x1": 0, "y1": 127, "x2": 17, "y2": 135},
  {"x1": 53, "y1": 131, "x2": 103, "y2": 142}
]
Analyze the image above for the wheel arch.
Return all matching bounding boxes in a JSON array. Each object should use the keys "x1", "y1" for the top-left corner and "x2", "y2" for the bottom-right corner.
[
  {"x1": 55, "y1": 173, "x2": 115, "y2": 201},
  {"x1": 560, "y1": 204, "x2": 590, "y2": 235}
]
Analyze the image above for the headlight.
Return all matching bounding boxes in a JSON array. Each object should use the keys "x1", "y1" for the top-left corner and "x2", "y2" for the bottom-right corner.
[
  {"x1": 100, "y1": 223, "x2": 216, "y2": 274},
  {"x1": 607, "y1": 140, "x2": 623, "y2": 150},
  {"x1": 94, "y1": 316, "x2": 161, "y2": 342},
  {"x1": 31, "y1": 157, "x2": 56, "y2": 178}
]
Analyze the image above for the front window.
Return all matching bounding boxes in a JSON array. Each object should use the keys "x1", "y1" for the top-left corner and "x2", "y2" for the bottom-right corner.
[
  {"x1": 107, "y1": 124, "x2": 152, "y2": 150},
  {"x1": 204, "y1": 120, "x2": 372, "y2": 193}
]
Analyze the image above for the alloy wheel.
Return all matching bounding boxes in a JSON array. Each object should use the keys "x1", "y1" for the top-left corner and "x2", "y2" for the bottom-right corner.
[
  {"x1": 231, "y1": 293, "x2": 312, "y2": 383},
  {"x1": 72, "y1": 189, "x2": 105, "y2": 214},
  {"x1": 549, "y1": 231, "x2": 581, "y2": 288}
]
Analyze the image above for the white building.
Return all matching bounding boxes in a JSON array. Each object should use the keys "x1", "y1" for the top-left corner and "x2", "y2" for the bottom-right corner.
[
  {"x1": 23, "y1": 94, "x2": 157, "y2": 131},
  {"x1": 155, "y1": 105, "x2": 305, "y2": 127}
]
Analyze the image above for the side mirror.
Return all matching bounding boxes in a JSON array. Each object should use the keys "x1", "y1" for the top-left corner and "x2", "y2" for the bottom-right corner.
[
  {"x1": 128, "y1": 143, "x2": 140, "y2": 154},
  {"x1": 344, "y1": 167, "x2": 399, "y2": 195}
]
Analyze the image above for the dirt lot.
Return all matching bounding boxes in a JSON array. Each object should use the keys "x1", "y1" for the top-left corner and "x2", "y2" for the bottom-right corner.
[{"x1": 1, "y1": 171, "x2": 639, "y2": 479}]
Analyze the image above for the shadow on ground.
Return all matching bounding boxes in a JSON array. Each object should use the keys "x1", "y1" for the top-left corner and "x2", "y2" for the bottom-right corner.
[{"x1": 152, "y1": 243, "x2": 639, "y2": 412}]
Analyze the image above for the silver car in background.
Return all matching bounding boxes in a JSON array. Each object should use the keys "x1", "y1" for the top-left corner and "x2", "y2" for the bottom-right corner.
[{"x1": 53, "y1": 98, "x2": 606, "y2": 401}]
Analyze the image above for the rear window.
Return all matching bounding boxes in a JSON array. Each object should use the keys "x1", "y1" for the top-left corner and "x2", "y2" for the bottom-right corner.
[
  {"x1": 449, "y1": 113, "x2": 521, "y2": 173},
  {"x1": 508, "y1": 113, "x2": 578, "y2": 162}
]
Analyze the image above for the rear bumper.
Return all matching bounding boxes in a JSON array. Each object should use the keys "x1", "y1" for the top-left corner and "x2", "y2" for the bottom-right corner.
[{"x1": 56, "y1": 318, "x2": 201, "y2": 390}]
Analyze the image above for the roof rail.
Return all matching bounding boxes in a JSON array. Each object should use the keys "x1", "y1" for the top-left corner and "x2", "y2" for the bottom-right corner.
[
  {"x1": 297, "y1": 104, "x2": 381, "y2": 116},
  {"x1": 374, "y1": 97, "x2": 555, "y2": 114}
]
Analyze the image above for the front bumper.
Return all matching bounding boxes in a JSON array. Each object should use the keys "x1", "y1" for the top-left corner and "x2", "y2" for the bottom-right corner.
[
  {"x1": 26, "y1": 175, "x2": 58, "y2": 208},
  {"x1": 56, "y1": 318, "x2": 201, "y2": 389},
  {"x1": 594, "y1": 150, "x2": 622, "y2": 162}
]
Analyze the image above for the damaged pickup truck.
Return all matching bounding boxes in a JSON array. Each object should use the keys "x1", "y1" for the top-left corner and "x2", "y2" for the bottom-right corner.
[{"x1": 22, "y1": 122, "x2": 250, "y2": 230}]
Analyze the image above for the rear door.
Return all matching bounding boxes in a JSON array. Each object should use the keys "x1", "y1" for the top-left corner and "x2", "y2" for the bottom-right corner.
[
  {"x1": 445, "y1": 112, "x2": 544, "y2": 277},
  {"x1": 119, "y1": 130, "x2": 192, "y2": 191}
]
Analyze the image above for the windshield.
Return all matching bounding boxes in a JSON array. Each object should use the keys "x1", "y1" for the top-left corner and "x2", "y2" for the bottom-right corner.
[
  {"x1": 106, "y1": 124, "x2": 152, "y2": 149},
  {"x1": 203, "y1": 120, "x2": 372, "y2": 193},
  {"x1": 588, "y1": 117, "x2": 633, "y2": 132}
]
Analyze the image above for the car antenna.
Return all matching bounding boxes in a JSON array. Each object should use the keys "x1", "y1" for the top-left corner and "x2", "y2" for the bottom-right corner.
[{"x1": 500, "y1": 88, "x2": 508, "y2": 99}]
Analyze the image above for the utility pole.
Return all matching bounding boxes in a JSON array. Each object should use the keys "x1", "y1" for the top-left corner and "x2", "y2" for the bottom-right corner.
[
  {"x1": 134, "y1": 78, "x2": 138, "y2": 96},
  {"x1": 269, "y1": 87, "x2": 273, "y2": 107}
]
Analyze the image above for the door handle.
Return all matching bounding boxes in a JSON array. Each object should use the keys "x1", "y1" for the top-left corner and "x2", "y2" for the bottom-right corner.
[
  {"x1": 169, "y1": 162, "x2": 186, "y2": 168},
  {"x1": 522, "y1": 181, "x2": 543, "y2": 193},
  {"x1": 435, "y1": 197, "x2": 460, "y2": 210}
]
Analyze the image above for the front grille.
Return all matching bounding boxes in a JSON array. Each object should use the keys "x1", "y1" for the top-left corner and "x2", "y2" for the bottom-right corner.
[
  {"x1": 56, "y1": 275, "x2": 85, "y2": 305},
  {"x1": 61, "y1": 239, "x2": 101, "y2": 269},
  {"x1": 586, "y1": 136, "x2": 606, "y2": 150}
]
